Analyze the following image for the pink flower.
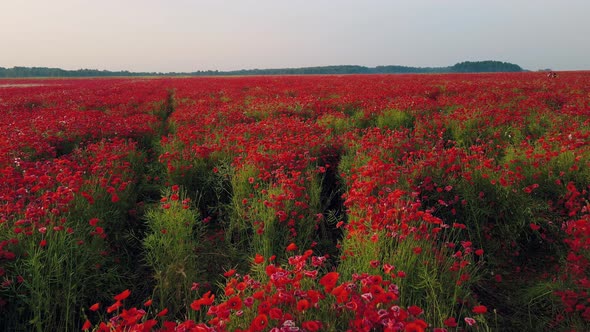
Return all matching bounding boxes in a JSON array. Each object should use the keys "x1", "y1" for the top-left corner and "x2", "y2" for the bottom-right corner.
[{"x1": 464, "y1": 317, "x2": 476, "y2": 326}]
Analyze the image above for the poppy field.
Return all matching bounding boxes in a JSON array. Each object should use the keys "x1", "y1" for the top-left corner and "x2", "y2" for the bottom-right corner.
[{"x1": 1, "y1": 72, "x2": 589, "y2": 331}]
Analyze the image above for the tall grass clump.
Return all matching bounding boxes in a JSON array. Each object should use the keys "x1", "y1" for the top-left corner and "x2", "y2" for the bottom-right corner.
[
  {"x1": 316, "y1": 113, "x2": 355, "y2": 136},
  {"x1": 226, "y1": 164, "x2": 326, "y2": 270},
  {"x1": 338, "y1": 223, "x2": 484, "y2": 328},
  {"x1": 157, "y1": 137, "x2": 230, "y2": 217},
  {"x1": 4, "y1": 217, "x2": 119, "y2": 332},
  {"x1": 143, "y1": 186, "x2": 205, "y2": 319},
  {"x1": 0, "y1": 139, "x2": 145, "y2": 331},
  {"x1": 376, "y1": 109, "x2": 415, "y2": 131}
]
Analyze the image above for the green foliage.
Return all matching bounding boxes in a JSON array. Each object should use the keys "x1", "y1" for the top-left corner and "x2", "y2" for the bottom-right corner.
[
  {"x1": 3, "y1": 222, "x2": 119, "y2": 332},
  {"x1": 226, "y1": 164, "x2": 260, "y2": 254},
  {"x1": 376, "y1": 109, "x2": 415, "y2": 130},
  {"x1": 250, "y1": 185, "x2": 292, "y2": 261},
  {"x1": 226, "y1": 165, "x2": 328, "y2": 273},
  {"x1": 445, "y1": 115, "x2": 486, "y2": 147},
  {"x1": 0, "y1": 140, "x2": 146, "y2": 331},
  {"x1": 338, "y1": 227, "x2": 483, "y2": 328},
  {"x1": 316, "y1": 109, "x2": 375, "y2": 136},
  {"x1": 316, "y1": 113, "x2": 355, "y2": 135},
  {"x1": 158, "y1": 139, "x2": 230, "y2": 216},
  {"x1": 523, "y1": 113, "x2": 553, "y2": 139},
  {"x1": 349, "y1": 109, "x2": 375, "y2": 129},
  {"x1": 455, "y1": 168, "x2": 547, "y2": 259},
  {"x1": 143, "y1": 188, "x2": 204, "y2": 319}
]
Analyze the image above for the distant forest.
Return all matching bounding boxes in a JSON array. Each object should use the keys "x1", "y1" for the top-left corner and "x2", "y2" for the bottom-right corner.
[{"x1": 0, "y1": 61, "x2": 523, "y2": 78}]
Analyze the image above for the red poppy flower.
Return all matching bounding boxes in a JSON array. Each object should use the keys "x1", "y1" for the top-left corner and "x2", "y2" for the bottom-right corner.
[
  {"x1": 190, "y1": 291, "x2": 215, "y2": 311},
  {"x1": 408, "y1": 305, "x2": 423, "y2": 316},
  {"x1": 331, "y1": 284, "x2": 350, "y2": 303},
  {"x1": 227, "y1": 296, "x2": 242, "y2": 310},
  {"x1": 254, "y1": 253, "x2": 264, "y2": 264},
  {"x1": 302, "y1": 320, "x2": 321, "y2": 332},
  {"x1": 224, "y1": 269, "x2": 236, "y2": 277},
  {"x1": 257, "y1": 301, "x2": 271, "y2": 314},
  {"x1": 253, "y1": 290, "x2": 265, "y2": 300},
  {"x1": 370, "y1": 284, "x2": 385, "y2": 297},
  {"x1": 269, "y1": 307, "x2": 283, "y2": 320},
  {"x1": 143, "y1": 320, "x2": 158, "y2": 330},
  {"x1": 405, "y1": 319, "x2": 427, "y2": 332},
  {"x1": 163, "y1": 321, "x2": 177, "y2": 330},
  {"x1": 190, "y1": 300, "x2": 202, "y2": 311},
  {"x1": 82, "y1": 319, "x2": 92, "y2": 331},
  {"x1": 265, "y1": 264, "x2": 277, "y2": 277},
  {"x1": 320, "y1": 272, "x2": 339, "y2": 292},
  {"x1": 107, "y1": 301, "x2": 122, "y2": 313},
  {"x1": 297, "y1": 299, "x2": 310, "y2": 312},
  {"x1": 286, "y1": 242, "x2": 298, "y2": 251},
  {"x1": 236, "y1": 282, "x2": 247, "y2": 292},
  {"x1": 472, "y1": 305, "x2": 487, "y2": 314},
  {"x1": 114, "y1": 289, "x2": 131, "y2": 301},
  {"x1": 250, "y1": 314, "x2": 268, "y2": 331},
  {"x1": 111, "y1": 193, "x2": 119, "y2": 203},
  {"x1": 443, "y1": 317, "x2": 457, "y2": 327},
  {"x1": 89, "y1": 302, "x2": 100, "y2": 311}
]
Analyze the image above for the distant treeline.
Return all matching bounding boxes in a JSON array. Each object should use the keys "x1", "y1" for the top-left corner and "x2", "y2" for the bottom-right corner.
[
  {"x1": 0, "y1": 67, "x2": 150, "y2": 78},
  {"x1": 0, "y1": 61, "x2": 523, "y2": 78}
]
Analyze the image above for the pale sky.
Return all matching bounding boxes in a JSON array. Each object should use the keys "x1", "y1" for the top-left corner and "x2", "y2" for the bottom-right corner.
[{"x1": 1, "y1": 0, "x2": 588, "y2": 72}]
